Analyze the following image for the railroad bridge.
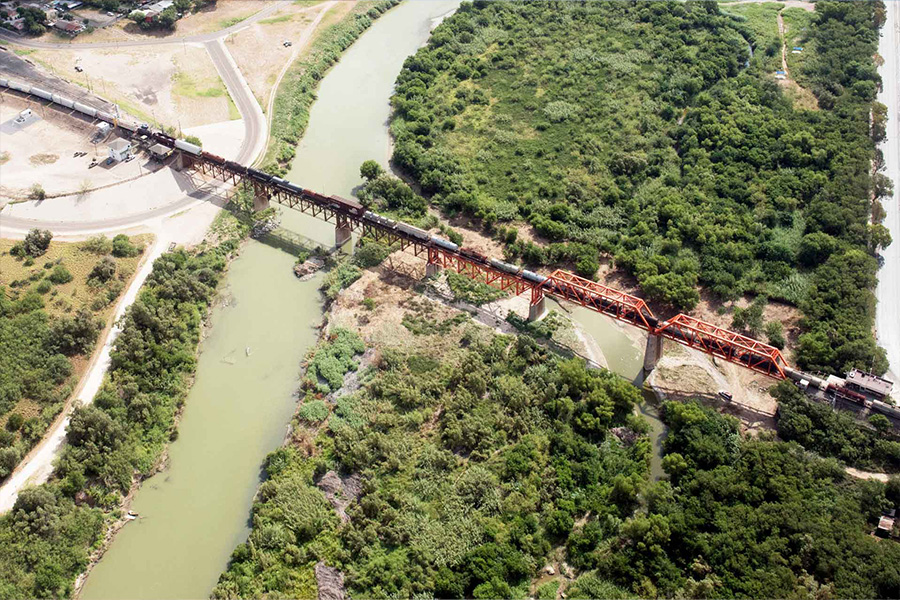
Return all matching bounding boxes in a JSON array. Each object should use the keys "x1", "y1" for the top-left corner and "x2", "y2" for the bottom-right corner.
[{"x1": 178, "y1": 147, "x2": 799, "y2": 382}]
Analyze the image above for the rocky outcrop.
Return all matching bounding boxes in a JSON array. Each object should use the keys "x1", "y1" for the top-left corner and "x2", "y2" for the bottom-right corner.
[
  {"x1": 314, "y1": 562, "x2": 345, "y2": 600},
  {"x1": 315, "y1": 470, "x2": 362, "y2": 523}
]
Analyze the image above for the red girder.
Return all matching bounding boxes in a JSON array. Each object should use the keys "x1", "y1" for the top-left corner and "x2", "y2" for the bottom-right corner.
[
  {"x1": 542, "y1": 270, "x2": 656, "y2": 331},
  {"x1": 428, "y1": 248, "x2": 534, "y2": 296},
  {"x1": 654, "y1": 314, "x2": 787, "y2": 379}
]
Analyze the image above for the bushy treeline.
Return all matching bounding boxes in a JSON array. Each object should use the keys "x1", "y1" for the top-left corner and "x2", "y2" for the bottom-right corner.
[
  {"x1": 263, "y1": 0, "x2": 400, "y2": 175},
  {"x1": 0, "y1": 239, "x2": 235, "y2": 598},
  {"x1": 773, "y1": 381, "x2": 900, "y2": 473},
  {"x1": 590, "y1": 401, "x2": 900, "y2": 599},
  {"x1": 214, "y1": 329, "x2": 650, "y2": 598},
  {"x1": 389, "y1": 1, "x2": 889, "y2": 375}
]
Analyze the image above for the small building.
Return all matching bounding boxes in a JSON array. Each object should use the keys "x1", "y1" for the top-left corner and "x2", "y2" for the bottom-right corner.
[
  {"x1": 96, "y1": 121, "x2": 111, "y2": 136},
  {"x1": 108, "y1": 138, "x2": 132, "y2": 162},
  {"x1": 877, "y1": 515, "x2": 895, "y2": 538},
  {"x1": 149, "y1": 143, "x2": 171, "y2": 160},
  {"x1": 846, "y1": 369, "x2": 893, "y2": 400},
  {"x1": 774, "y1": 70, "x2": 787, "y2": 80},
  {"x1": 53, "y1": 19, "x2": 83, "y2": 34},
  {"x1": 6, "y1": 17, "x2": 24, "y2": 30}
]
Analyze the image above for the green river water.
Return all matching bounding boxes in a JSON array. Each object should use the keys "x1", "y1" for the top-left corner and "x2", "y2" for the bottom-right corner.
[{"x1": 81, "y1": 1, "x2": 663, "y2": 597}]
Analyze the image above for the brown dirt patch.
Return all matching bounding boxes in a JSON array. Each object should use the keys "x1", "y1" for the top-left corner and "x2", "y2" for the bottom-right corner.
[{"x1": 28, "y1": 153, "x2": 58, "y2": 165}]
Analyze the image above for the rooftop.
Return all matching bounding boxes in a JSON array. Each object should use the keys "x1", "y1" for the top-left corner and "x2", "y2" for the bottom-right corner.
[
  {"x1": 878, "y1": 515, "x2": 895, "y2": 531},
  {"x1": 109, "y1": 139, "x2": 131, "y2": 151},
  {"x1": 846, "y1": 369, "x2": 893, "y2": 397}
]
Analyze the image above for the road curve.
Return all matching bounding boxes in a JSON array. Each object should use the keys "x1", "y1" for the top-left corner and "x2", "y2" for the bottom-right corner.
[
  {"x1": 0, "y1": 1, "x2": 290, "y2": 50},
  {"x1": 876, "y1": 0, "x2": 900, "y2": 380}
]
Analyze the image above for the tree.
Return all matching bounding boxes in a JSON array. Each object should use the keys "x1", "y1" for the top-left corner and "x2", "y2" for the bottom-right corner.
[
  {"x1": 112, "y1": 234, "x2": 140, "y2": 258},
  {"x1": 360, "y1": 159, "x2": 384, "y2": 181},
  {"x1": 50, "y1": 310, "x2": 102, "y2": 355},
  {"x1": 89, "y1": 256, "x2": 117, "y2": 283},
  {"x1": 23, "y1": 229, "x2": 52, "y2": 258},
  {"x1": 869, "y1": 414, "x2": 891, "y2": 436},
  {"x1": 17, "y1": 6, "x2": 47, "y2": 36},
  {"x1": 29, "y1": 184, "x2": 46, "y2": 201},
  {"x1": 5, "y1": 413, "x2": 24, "y2": 432},
  {"x1": 48, "y1": 265, "x2": 73, "y2": 285}
]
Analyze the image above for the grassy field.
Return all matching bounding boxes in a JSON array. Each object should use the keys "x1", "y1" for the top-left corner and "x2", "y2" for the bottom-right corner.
[{"x1": 0, "y1": 234, "x2": 151, "y2": 479}]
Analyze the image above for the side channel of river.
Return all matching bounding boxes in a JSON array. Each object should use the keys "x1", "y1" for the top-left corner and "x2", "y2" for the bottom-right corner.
[{"x1": 81, "y1": 2, "x2": 461, "y2": 598}]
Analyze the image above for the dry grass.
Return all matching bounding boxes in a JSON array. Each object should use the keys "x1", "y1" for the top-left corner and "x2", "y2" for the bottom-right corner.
[
  {"x1": 28, "y1": 153, "x2": 58, "y2": 166},
  {"x1": 0, "y1": 234, "x2": 151, "y2": 319}
]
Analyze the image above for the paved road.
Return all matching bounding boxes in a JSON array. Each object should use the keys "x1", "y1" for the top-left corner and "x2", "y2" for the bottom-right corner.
[
  {"x1": 0, "y1": 23, "x2": 269, "y2": 237},
  {"x1": 876, "y1": 0, "x2": 900, "y2": 380},
  {"x1": 0, "y1": 1, "x2": 287, "y2": 49}
]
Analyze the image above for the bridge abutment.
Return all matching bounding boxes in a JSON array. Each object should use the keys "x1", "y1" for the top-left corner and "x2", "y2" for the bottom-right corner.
[
  {"x1": 425, "y1": 262, "x2": 440, "y2": 278},
  {"x1": 528, "y1": 296, "x2": 547, "y2": 322},
  {"x1": 174, "y1": 151, "x2": 188, "y2": 171},
  {"x1": 643, "y1": 333, "x2": 665, "y2": 373}
]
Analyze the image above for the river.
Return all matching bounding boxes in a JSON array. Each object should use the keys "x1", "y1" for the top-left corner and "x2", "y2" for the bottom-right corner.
[
  {"x1": 80, "y1": 2, "x2": 462, "y2": 598},
  {"x1": 81, "y1": 1, "x2": 665, "y2": 596}
]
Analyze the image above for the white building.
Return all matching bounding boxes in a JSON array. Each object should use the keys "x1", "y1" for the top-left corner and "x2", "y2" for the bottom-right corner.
[{"x1": 108, "y1": 138, "x2": 132, "y2": 162}]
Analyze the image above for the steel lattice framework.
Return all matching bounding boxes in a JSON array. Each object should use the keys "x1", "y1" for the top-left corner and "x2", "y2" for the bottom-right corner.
[
  {"x1": 539, "y1": 270, "x2": 657, "y2": 331},
  {"x1": 654, "y1": 314, "x2": 788, "y2": 378},
  {"x1": 428, "y1": 249, "x2": 536, "y2": 295},
  {"x1": 185, "y1": 151, "x2": 792, "y2": 380}
]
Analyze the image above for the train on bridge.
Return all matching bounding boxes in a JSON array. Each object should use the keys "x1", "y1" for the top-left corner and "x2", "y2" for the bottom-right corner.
[{"x1": 3, "y1": 76, "x2": 895, "y2": 397}]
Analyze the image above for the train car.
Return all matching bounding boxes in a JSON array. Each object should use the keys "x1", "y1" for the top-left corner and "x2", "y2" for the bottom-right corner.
[
  {"x1": 871, "y1": 400, "x2": 900, "y2": 420},
  {"x1": 9, "y1": 80, "x2": 31, "y2": 94},
  {"x1": 246, "y1": 167, "x2": 272, "y2": 182},
  {"x1": 72, "y1": 102, "x2": 97, "y2": 118},
  {"x1": 271, "y1": 176, "x2": 285, "y2": 186},
  {"x1": 363, "y1": 211, "x2": 396, "y2": 229},
  {"x1": 431, "y1": 236, "x2": 458, "y2": 252},
  {"x1": 459, "y1": 247, "x2": 489, "y2": 265},
  {"x1": 826, "y1": 384, "x2": 868, "y2": 405},
  {"x1": 396, "y1": 222, "x2": 430, "y2": 241},
  {"x1": 201, "y1": 151, "x2": 226, "y2": 165},
  {"x1": 51, "y1": 94, "x2": 75, "y2": 109},
  {"x1": 96, "y1": 111, "x2": 115, "y2": 123},
  {"x1": 329, "y1": 194, "x2": 365, "y2": 217},
  {"x1": 284, "y1": 182, "x2": 304, "y2": 194},
  {"x1": 118, "y1": 120, "x2": 139, "y2": 133},
  {"x1": 222, "y1": 160, "x2": 245, "y2": 174},
  {"x1": 31, "y1": 87, "x2": 52, "y2": 101},
  {"x1": 521, "y1": 270, "x2": 547, "y2": 284},
  {"x1": 0, "y1": 78, "x2": 8, "y2": 88},
  {"x1": 154, "y1": 132, "x2": 177, "y2": 147},
  {"x1": 489, "y1": 259, "x2": 521, "y2": 275},
  {"x1": 174, "y1": 139, "x2": 202, "y2": 155}
]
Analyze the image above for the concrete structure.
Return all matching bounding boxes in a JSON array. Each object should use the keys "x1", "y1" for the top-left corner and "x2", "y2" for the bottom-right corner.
[
  {"x1": 149, "y1": 143, "x2": 171, "y2": 160},
  {"x1": 425, "y1": 262, "x2": 440, "y2": 278},
  {"x1": 877, "y1": 514, "x2": 895, "y2": 538},
  {"x1": 108, "y1": 138, "x2": 132, "y2": 162},
  {"x1": 528, "y1": 296, "x2": 546, "y2": 322},
  {"x1": 335, "y1": 221, "x2": 352, "y2": 247},
  {"x1": 643, "y1": 333, "x2": 665, "y2": 372},
  {"x1": 846, "y1": 369, "x2": 893, "y2": 400}
]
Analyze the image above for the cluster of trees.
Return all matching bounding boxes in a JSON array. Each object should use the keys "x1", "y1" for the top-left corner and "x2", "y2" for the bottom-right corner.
[
  {"x1": 15, "y1": 6, "x2": 48, "y2": 36},
  {"x1": 592, "y1": 401, "x2": 900, "y2": 598},
  {"x1": 773, "y1": 381, "x2": 900, "y2": 472},
  {"x1": 0, "y1": 238, "x2": 233, "y2": 597},
  {"x1": 214, "y1": 326, "x2": 650, "y2": 598},
  {"x1": 389, "y1": 1, "x2": 889, "y2": 375}
]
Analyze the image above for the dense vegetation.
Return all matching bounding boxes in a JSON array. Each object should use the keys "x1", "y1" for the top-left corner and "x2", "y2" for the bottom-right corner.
[
  {"x1": 262, "y1": 0, "x2": 400, "y2": 175},
  {"x1": 389, "y1": 1, "x2": 890, "y2": 375},
  {"x1": 0, "y1": 233, "x2": 144, "y2": 484},
  {"x1": 0, "y1": 219, "x2": 241, "y2": 598},
  {"x1": 214, "y1": 325, "x2": 650, "y2": 598},
  {"x1": 587, "y1": 401, "x2": 900, "y2": 599},
  {"x1": 773, "y1": 381, "x2": 900, "y2": 473}
]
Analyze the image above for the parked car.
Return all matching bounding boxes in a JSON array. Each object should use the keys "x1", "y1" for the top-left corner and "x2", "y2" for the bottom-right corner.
[
  {"x1": 718, "y1": 391, "x2": 733, "y2": 402},
  {"x1": 283, "y1": 40, "x2": 292, "y2": 47}
]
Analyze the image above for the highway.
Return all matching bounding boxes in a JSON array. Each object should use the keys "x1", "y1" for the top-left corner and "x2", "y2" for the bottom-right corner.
[{"x1": 877, "y1": 0, "x2": 899, "y2": 380}]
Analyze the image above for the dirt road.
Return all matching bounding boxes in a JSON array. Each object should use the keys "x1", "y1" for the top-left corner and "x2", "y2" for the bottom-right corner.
[{"x1": 877, "y1": 0, "x2": 900, "y2": 380}]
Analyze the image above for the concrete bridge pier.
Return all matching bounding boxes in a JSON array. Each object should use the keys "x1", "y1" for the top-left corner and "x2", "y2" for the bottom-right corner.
[
  {"x1": 643, "y1": 333, "x2": 665, "y2": 373},
  {"x1": 528, "y1": 295, "x2": 547, "y2": 322},
  {"x1": 425, "y1": 262, "x2": 441, "y2": 278},
  {"x1": 174, "y1": 151, "x2": 189, "y2": 171},
  {"x1": 253, "y1": 193, "x2": 270, "y2": 212},
  {"x1": 335, "y1": 222, "x2": 352, "y2": 248}
]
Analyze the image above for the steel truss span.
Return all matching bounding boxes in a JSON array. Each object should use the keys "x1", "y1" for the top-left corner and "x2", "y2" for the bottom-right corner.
[{"x1": 183, "y1": 149, "x2": 791, "y2": 380}]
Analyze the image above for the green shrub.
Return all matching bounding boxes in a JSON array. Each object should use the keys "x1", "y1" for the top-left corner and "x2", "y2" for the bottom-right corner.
[
  {"x1": 297, "y1": 400, "x2": 328, "y2": 423},
  {"x1": 48, "y1": 264, "x2": 73, "y2": 285}
]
